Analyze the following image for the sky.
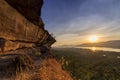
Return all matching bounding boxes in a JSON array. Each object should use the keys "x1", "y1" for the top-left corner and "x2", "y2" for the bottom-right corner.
[{"x1": 42, "y1": 0, "x2": 120, "y2": 46}]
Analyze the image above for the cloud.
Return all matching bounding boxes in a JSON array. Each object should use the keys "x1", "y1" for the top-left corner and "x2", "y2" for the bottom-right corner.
[{"x1": 42, "y1": 0, "x2": 120, "y2": 46}]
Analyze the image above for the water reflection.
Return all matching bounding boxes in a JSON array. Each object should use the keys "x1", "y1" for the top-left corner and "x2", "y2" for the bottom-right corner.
[
  {"x1": 77, "y1": 47, "x2": 120, "y2": 52},
  {"x1": 91, "y1": 47, "x2": 96, "y2": 51}
]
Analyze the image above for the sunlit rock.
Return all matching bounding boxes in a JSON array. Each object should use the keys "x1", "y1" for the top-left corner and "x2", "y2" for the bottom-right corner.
[{"x1": 0, "y1": 0, "x2": 56, "y2": 52}]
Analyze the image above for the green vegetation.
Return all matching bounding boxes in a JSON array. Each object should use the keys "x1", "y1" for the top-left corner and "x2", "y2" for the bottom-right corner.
[{"x1": 53, "y1": 48, "x2": 120, "y2": 80}]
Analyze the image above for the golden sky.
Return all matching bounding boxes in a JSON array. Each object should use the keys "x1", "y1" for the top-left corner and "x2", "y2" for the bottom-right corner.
[{"x1": 42, "y1": 0, "x2": 120, "y2": 46}]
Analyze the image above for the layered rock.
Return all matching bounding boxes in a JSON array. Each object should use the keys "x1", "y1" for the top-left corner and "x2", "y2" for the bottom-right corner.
[
  {"x1": 5, "y1": 0, "x2": 44, "y2": 27},
  {"x1": 0, "y1": 0, "x2": 56, "y2": 52}
]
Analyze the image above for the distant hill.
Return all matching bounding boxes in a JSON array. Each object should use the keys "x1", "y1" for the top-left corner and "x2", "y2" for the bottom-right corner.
[{"x1": 78, "y1": 40, "x2": 120, "y2": 48}]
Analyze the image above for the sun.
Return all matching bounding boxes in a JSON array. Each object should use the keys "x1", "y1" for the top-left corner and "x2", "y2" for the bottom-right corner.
[{"x1": 88, "y1": 35, "x2": 98, "y2": 43}]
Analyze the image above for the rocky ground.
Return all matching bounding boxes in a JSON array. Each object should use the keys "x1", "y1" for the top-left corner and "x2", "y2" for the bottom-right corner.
[{"x1": 0, "y1": 48, "x2": 73, "y2": 80}]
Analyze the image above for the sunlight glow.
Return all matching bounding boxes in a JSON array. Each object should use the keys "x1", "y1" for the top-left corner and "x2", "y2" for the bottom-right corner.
[
  {"x1": 91, "y1": 47, "x2": 96, "y2": 51},
  {"x1": 88, "y1": 35, "x2": 98, "y2": 43}
]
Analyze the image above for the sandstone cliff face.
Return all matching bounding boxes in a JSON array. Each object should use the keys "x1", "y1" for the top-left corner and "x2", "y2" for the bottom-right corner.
[
  {"x1": 5, "y1": 0, "x2": 44, "y2": 27},
  {"x1": 0, "y1": 0, "x2": 56, "y2": 52},
  {"x1": 0, "y1": 1, "x2": 73, "y2": 80}
]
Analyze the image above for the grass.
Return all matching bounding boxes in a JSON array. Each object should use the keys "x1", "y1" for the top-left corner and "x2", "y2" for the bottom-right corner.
[{"x1": 53, "y1": 48, "x2": 120, "y2": 80}]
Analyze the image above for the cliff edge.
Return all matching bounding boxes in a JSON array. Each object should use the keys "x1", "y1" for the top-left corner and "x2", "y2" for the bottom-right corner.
[
  {"x1": 0, "y1": 0, "x2": 55, "y2": 52},
  {"x1": 0, "y1": 0, "x2": 73, "y2": 80}
]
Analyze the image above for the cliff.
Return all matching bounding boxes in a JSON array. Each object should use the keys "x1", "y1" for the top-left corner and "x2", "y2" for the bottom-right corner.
[
  {"x1": 0, "y1": 0, "x2": 56, "y2": 52},
  {"x1": 5, "y1": 0, "x2": 44, "y2": 27},
  {"x1": 0, "y1": 0, "x2": 73, "y2": 80}
]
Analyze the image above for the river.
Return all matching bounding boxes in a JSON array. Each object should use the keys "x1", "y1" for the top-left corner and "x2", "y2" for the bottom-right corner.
[{"x1": 77, "y1": 47, "x2": 120, "y2": 52}]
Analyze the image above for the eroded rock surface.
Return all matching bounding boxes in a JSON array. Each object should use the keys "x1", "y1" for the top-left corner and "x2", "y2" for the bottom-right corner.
[
  {"x1": 0, "y1": 0, "x2": 56, "y2": 52},
  {"x1": 5, "y1": 0, "x2": 44, "y2": 27}
]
